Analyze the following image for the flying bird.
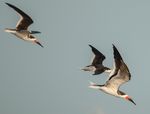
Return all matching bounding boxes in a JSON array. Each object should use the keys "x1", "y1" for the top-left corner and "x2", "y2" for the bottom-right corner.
[
  {"x1": 5, "y1": 3, "x2": 43, "y2": 47},
  {"x1": 82, "y1": 45, "x2": 111, "y2": 75},
  {"x1": 89, "y1": 45, "x2": 136, "y2": 105}
]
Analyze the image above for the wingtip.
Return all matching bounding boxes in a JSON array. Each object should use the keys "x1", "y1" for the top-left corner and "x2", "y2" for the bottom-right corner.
[
  {"x1": 112, "y1": 44, "x2": 118, "y2": 53},
  {"x1": 88, "y1": 44, "x2": 92, "y2": 48},
  {"x1": 5, "y1": 2, "x2": 16, "y2": 9},
  {"x1": 5, "y1": 2, "x2": 9, "y2": 5},
  {"x1": 113, "y1": 44, "x2": 123, "y2": 60},
  {"x1": 88, "y1": 44, "x2": 95, "y2": 50},
  {"x1": 5, "y1": 2, "x2": 11, "y2": 6},
  {"x1": 112, "y1": 44, "x2": 116, "y2": 49}
]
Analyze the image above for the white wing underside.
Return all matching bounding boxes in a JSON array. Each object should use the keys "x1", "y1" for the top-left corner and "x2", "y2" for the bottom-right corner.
[
  {"x1": 105, "y1": 60, "x2": 130, "y2": 92},
  {"x1": 16, "y1": 14, "x2": 23, "y2": 28},
  {"x1": 90, "y1": 54, "x2": 95, "y2": 64}
]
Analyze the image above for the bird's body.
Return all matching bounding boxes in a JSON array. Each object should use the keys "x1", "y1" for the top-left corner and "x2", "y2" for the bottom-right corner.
[
  {"x1": 82, "y1": 45, "x2": 111, "y2": 75},
  {"x1": 5, "y1": 29, "x2": 31, "y2": 40},
  {"x1": 5, "y1": 3, "x2": 43, "y2": 47},
  {"x1": 89, "y1": 45, "x2": 136, "y2": 105}
]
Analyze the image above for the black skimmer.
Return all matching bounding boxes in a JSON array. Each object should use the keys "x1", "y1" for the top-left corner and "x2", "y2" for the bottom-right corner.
[
  {"x1": 82, "y1": 45, "x2": 111, "y2": 75},
  {"x1": 5, "y1": 3, "x2": 43, "y2": 47},
  {"x1": 89, "y1": 45, "x2": 136, "y2": 105}
]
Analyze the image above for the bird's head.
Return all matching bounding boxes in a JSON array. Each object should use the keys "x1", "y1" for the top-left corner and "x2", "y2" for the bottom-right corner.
[{"x1": 123, "y1": 95, "x2": 136, "y2": 105}]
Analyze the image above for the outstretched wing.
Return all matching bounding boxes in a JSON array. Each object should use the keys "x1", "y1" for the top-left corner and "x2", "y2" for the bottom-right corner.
[
  {"x1": 89, "y1": 45, "x2": 106, "y2": 66},
  {"x1": 105, "y1": 45, "x2": 131, "y2": 91},
  {"x1": 6, "y1": 3, "x2": 33, "y2": 30}
]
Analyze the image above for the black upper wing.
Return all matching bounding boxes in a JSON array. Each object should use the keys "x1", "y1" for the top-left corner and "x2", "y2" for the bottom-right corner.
[
  {"x1": 89, "y1": 45, "x2": 105, "y2": 66},
  {"x1": 106, "y1": 44, "x2": 131, "y2": 89},
  {"x1": 6, "y1": 3, "x2": 33, "y2": 30}
]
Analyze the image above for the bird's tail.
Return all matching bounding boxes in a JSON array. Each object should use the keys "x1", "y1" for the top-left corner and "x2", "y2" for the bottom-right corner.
[
  {"x1": 89, "y1": 81, "x2": 96, "y2": 86},
  {"x1": 89, "y1": 81, "x2": 102, "y2": 89}
]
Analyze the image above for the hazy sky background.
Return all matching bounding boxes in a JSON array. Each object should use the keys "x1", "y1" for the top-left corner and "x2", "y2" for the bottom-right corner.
[{"x1": 0, "y1": 0, "x2": 150, "y2": 114}]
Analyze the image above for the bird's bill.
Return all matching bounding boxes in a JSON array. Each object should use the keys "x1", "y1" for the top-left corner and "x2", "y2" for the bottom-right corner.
[
  {"x1": 125, "y1": 96, "x2": 136, "y2": 105},
  {"x1": 128, "y1": 98, "x2": 136, "y2": 105},
  {"x1": 34, "y1": 40, "x2": 44, "y2": 48}
]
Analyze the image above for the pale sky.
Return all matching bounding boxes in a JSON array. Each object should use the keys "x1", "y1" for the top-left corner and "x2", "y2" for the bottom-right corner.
[{"x1": 0, "y1": 0, "x2": 149, "y2": 114}]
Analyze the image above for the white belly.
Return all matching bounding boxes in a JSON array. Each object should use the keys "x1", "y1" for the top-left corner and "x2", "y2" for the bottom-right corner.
[
  {"x1": 9, "y1": 30, "x2": 33, "y2": 42},
  {"x1": 100, "y1": 86, "x2": 119, "y2": 97},
  {"x1": 14, "y1": 32, "x2": 29, "y2": 41}
]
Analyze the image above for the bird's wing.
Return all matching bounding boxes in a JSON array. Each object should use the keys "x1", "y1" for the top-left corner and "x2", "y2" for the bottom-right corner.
[
  {"x1": 89, "y1": 45, "x2": 106, "y2": 66},
  {"x1": 6, "y1": 3, "x2": 33, "y2": 30},
  {"x1": 105, "y1": 45, "x2": 131, "y2": 91}
]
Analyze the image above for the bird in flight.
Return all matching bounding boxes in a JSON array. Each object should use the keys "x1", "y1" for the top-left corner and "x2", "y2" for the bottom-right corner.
[
  {"x1": 5, "y1": 3, "x2": 43, "y2": 47},
  {"x1": 82, "y1": 45, "x2": 111, "y2": 75},
  {"x1": 89, "y1": 44, "x2": 136, "y2": 105}
]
